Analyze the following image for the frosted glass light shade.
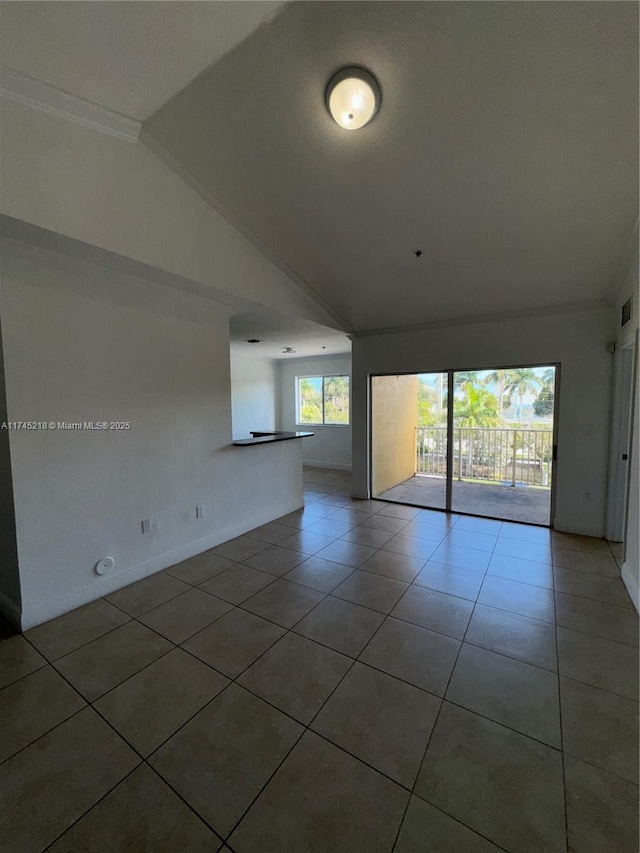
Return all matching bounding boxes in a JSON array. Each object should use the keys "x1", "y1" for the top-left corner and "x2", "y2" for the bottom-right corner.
[{"x1": 326, "y1": 68, "x2": 380, "y2": 130}]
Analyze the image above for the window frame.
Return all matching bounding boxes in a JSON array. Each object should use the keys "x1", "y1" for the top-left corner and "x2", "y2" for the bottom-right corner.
[{"x1": 295, "y1": 374, "x2": 350, "y2": 427}]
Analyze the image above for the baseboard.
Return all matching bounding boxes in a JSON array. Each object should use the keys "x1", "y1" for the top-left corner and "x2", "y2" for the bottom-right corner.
[
  {"x1": 621, "y1": 562, "x2": 639, "y2": 614},
  {"x1": 303, "y1": 460, "x2": 352, "y2": 472},
  {"x1": 552, "y1": 518, "x2": 604, "y2": 538},
  {"x1": 18, "y1": 497, "x2": 304, "y2": 631},
  {"x1": 0, "y1": 590, "x2": 22, "y2": 630}
]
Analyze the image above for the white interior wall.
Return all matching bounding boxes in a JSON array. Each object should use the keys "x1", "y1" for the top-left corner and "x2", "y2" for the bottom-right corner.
[
  {"x1": 0, "y1": 97, "x2": 339, "y2": 328},
  {"x1": 351, "y1": 307, "x2": 616, "y2": 538},
  {"x1": 0, "y1": 248, "x2": 304, "y2": 629},
  {"x1": 615, "y1": 241, "x2": 639, "y2": 611},
  {"x1": 230, "y1": 348, "x2": 277, "y2": 440},
  {"x1": 278, "y1": 353, "x2": 352, "y2": 470},
  {"x1": 0, "y1": 319, "x2": 21, "y2": 616}
]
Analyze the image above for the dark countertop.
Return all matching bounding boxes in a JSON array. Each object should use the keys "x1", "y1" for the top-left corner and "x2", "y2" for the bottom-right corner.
[{"x1": 232, "y1": 431, "x2": 315, "y2": 446}]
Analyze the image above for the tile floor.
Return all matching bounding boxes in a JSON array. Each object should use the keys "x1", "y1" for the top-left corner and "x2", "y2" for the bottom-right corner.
[{"x1": 1, "y1": 467, "x2": 638, "y2": 852}]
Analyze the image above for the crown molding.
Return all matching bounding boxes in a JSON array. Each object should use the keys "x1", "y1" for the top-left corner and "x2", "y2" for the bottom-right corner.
[
  {"x1": 0, "y1": 67, "x2": 142, "y2": 142},
  {"x1": 350, "y1": 299, "x2": 613, "y2": 338}
]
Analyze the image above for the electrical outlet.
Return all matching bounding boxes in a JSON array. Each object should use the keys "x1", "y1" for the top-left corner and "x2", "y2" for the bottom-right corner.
[
  {"x1": 141, "y1": 519, "x2": 151, "y2": 534},
  {"x1": 196, "y1": 505, "x2": 204, "y2": 519}
]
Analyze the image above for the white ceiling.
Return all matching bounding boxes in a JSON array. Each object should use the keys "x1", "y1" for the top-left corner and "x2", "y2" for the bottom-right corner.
[
  {"x1": 230, "y1": 307, "x2": 350, "y2": 359},
  {"x1": 145, "y1": 1, "x2": 638, "y2": 332},
  {"x1": 1, "y1": 1, "x2": 637, "y2": 339},
  {"x1": 0, "y1": 1, "x2": 284, "y2": 119}
]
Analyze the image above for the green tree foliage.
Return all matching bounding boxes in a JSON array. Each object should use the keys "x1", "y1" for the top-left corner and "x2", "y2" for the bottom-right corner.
[
  {"x1": 533, "y1": 387, "x2": 554, "y2": 418},
  {"x1": 324, "y1": 375, "x2": 349, "y2": 424},
  {"x1": 417, "y1": 379, "x2": 446, "y2": 426},
  {"x1": 504, "y1": 368, "x2": 543, "y2": 421},
  {"x1": 454, "y1": 386, "x2": 501, "y2": 427}
]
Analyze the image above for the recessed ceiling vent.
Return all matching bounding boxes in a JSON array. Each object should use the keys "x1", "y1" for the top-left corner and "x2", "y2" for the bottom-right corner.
[
  {"x1": 621, "y1": 296, "x2": 633, "y2": 328},
  {"x1": 246, "y1": 339, "x2": 261, "y2": 343}
]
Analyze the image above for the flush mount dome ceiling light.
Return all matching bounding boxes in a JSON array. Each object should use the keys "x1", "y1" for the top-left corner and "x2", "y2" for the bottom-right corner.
[{"x1": 326, "y1": 67, "x2": 380, "y2": 130}]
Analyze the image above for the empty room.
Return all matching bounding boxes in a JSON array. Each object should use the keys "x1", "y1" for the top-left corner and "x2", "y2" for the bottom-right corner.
[{"x1": 0, "y1": 2, "x2": 638, "y2": 852}]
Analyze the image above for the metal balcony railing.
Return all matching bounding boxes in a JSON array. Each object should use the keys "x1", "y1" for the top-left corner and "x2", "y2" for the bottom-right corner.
[{"x1": 416, "y1": 427, "x2": 553, "y2": 488}]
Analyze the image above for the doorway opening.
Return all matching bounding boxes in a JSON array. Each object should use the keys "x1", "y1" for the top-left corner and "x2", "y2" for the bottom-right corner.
[{"x1": 370, "y1": 365, "x2": 558, "y2": 526}]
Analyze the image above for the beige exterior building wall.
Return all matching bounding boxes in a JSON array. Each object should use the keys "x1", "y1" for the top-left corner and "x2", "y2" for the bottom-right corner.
[{"x1": 372, "y1": 375, "x2": 418, "y2": 495}]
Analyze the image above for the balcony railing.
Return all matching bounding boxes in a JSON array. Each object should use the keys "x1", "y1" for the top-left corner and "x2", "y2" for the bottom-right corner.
[{"x1": 416, "y1": 427, "x2": 553, "y2": 488}]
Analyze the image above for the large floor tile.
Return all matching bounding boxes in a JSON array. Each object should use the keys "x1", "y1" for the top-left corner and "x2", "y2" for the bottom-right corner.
[
  {"x1": 441, "y1": 529, "x2": 497, "y2": 553},
  {"x1": 164, "y1": 552, "x2": 235, "y2": 586},
  {"x1": 55, "y1": 621, "x2": 172, "y2": 701},
  {"x1": 552, "y1": 547, "x2": 619, "y2": 577},
  {"x1": 95, "y1": 648, "x2": 228, "y2": 756},
  {"x1": 414, "y1": 562, "x2": 484, "y2": 601},
  {"x1": 359, "y1": 549, "x2": 425, "y2": 582},
  {"x1": 560, "y1": 676, "x2": 639, "y2": 783},
  {"x1": 415, "y1": 702, "x2": 566, "y2": 853},
  {"x1": 199, "y1": 564, "x2": 275, "y2": 604},
  {"x1": 149, "y1": 684, "x2": 302, "y2": 838},
  {"x1": 395, "y1": 796, "x2": 503, "y2": 853},
  {"x1": 360, "y1": 513, "x2": 410, "y2": 534},
  {"x1": 399, "y1": 520, "x2": 448, "y2": 543},
  {"x1": 377, "y1": 503, "x2": 421, "y2": 520},
  {"x1": 0, "y1": 666, "x2": 85, "y2": 763},
  {"x1": 304, "y1": 517, "x2": 355, "y2": 539},
  {"x1": 429, "y1": 543, "x2": 491, "y2": 573},
  {"x1": 465, "y1": 603, "x2": 557, "y2": 671},
  {"x1": 238, "y1": 632, "x2": 351, "y2": 724},
  {"x1": 551, "y1": 531, "x2": 610, "y2": 554},
  {"x1": 228, "y1": 731, "x2": 408, "y2": 853},
  {"x1": 486, "y1": 553, "x2": 554, "y2": 589},
  {"x1": 25, "y1": 600, "x2": 130, "y2": 661},
  {"x1": 554, "y1": 592, "x2": 639, "y2": 647},
  {"x1": 212, "y1": 535, "x2": 269, "y2": 563},
  {"x1": 332, "y1": 571, "x2": 408, "y2": 613},
  {"x1": 49, "y1": 764, "x2": 219, "y2": 852},
  {"x1": 0, "y1": 707, "x2": 138, "y2": 853},
  {"x1": 556, "y1": 626, "x2": 638, "y2": 700},
  {"x1": 293, "y1": 596, "x2": 385, "y2": 657},
  {"x1": 447, "y1": 644, "x2": 561, "y2": 747},
  {"x1": 138, "y1": 588, "x2": 232, "y2": 643},
  {"x1": 454, "y1": 516, "x2": 502, "y2": 535},
  {"x1": 283, "y1": 556, "x2": 354, "y2": 592},
  {"x1": 328, "y1": 507, "x2": 375, "y2": 525},
  {"x1": 105, "y1": 572, "x2": 190, "y2": 617},
  {"x1": 360, "y1": 617, "x2": 459, "y2": 696},
  {"x1": 277, "y1": 529, "x2": 335, "y2": 555},
  {"x1": 244, "y1": 545, "x2": 307, "y2": 576},
  {"x1": 553, "y1": 567, "x2": 633, "y2": 608},
  {"x1": 499, "y1": 522, "x2": 551, "y2": 544},
  {"x1": 249, "y1": 521, "x2": 299, "y2": 545},
  {"x1": 391, "y1": 585, "x2": 473, "y2": 640},
  {"x1": 315, "y1": 539, "x2": 377, "y2": 568},
  {"x1": 312, "y1": 662, "x2": 440, "y2": 787},
  {"x1": 382, "y1": 534, "x2": 438, "y2": 561},
  {"x1": 493, "y1": 538, "x2": 552, "y2": 564},
  {"x1": 274, "y1": 509, "x2": 318, "y2": 529},
  {"x1": 0, "y1": 635, "x2": 46, "y2": 689},
  {"x1": 478, "y1": 575, "x2": 555, "y2": 622},
  {"x1": 564, "y1": 755, "x2": 639, "y2": 853},
  {"x1": 340, "y1": 524, "x2": 395, "y2": 548},
  {"x1": 241, "y1": 579, "x2": 324, "y2": 628},
  {"x1": 183, "y1": 608, "x2": 284, "y2": 678}
]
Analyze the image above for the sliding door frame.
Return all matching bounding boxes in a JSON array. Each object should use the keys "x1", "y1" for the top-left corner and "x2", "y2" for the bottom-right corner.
[{"x1": 369, "y1": 361, "x2": 560, "y2": 528}]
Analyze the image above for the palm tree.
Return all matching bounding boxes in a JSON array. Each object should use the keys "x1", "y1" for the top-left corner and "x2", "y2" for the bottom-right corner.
[
  {"x1": 541, "y1": 367, "x2": 555, "y2": 387},
  {"x1": 483, "y1": 368, "x2": 516, "y2": 413},
  {"x1": 504, "y1": 368, "x2": 543, "y2": 421},
  {"x1": 453, "y1": 371, "x2": 479, "y2": 391}
]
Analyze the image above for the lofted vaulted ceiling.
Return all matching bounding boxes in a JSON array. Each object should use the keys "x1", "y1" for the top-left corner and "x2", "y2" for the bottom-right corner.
[
  {"x1": 143, "y1": 0, "x2": 638, "y2": 332},
  {"x1": 1, "y1": 1, "x2": 638, "y2": 337}
]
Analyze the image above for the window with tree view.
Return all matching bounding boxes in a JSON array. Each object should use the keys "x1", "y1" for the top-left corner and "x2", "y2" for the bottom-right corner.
[{"x1": 297, "y1": 375, "x2": 350, "y2": 425}]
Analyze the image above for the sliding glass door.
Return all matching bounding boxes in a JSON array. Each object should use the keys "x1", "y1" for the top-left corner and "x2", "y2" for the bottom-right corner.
[{"x1": 371, "y1": 364, "x2": 557, "y2": 525}]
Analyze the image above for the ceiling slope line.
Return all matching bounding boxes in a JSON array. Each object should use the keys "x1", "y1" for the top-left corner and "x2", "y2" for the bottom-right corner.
[
  {"x1": 139, "y1": 126, "x2": 350, "y2": 333},
  {"x1": 349, "y1": 299, "x2": 613, "y2": 338},
  {"x1": 0, "y1": 67, "x2": 142, "y2": 142}
]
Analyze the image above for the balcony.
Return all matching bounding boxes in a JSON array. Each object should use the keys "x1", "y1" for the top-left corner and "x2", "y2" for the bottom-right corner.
[{"x1": 377, "y1": 427, "x2": 553, "y2": 525}]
